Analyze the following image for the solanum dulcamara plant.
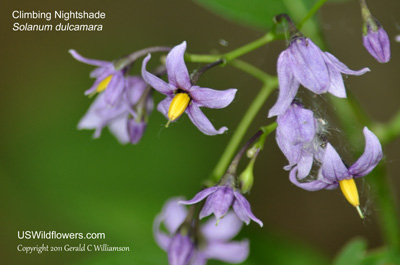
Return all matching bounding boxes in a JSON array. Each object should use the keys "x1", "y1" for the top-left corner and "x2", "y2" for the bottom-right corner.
[{"x1": 70, "y1": 0, "x2": 400, "y2": 264}]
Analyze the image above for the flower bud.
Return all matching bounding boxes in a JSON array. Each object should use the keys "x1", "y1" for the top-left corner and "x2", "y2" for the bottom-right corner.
[{"x1": 239, "y1": 158, "x2": 255, "y2": 194}]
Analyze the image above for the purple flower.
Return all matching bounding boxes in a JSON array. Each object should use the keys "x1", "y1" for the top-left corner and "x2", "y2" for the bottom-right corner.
[
  {"x1": 69, "y1": 49, "x2": 126, "y2": 106},
  {"x1": 276, "y1": 102, "x2": 325, "y2": 179},
  {"x1": 179, "y1": 182, "x2": 263, "y2": 227},
  {"x1": 154, "y1": 198, "x2": 249, "y2": 265},
  {"x1": 78, "y1": 76, "x2": 153, "y2": 144},
  {"x1": 363, "y1": 26, "x2": 391, "y2": 63},
  {"x1": 290, "y1": 127, "x2": 383, "y2": 192},
  {"x1": 268, "y1": 37, "x2": 370, "y2": 117},
  {"x1": 141, "y1": 41, "x2": 237, "y2": 135}
]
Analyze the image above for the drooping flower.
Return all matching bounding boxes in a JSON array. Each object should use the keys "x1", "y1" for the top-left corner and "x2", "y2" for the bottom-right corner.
[
  {"x1": 276, "y1": 102, "x2": 326, "y2": 179},
  {"x1": 179, "y1": 174, "x2": 263, "y2": 227},
  {"x1": 141, "y1": 41, "x2": 237, "y2": 135},
  {"x1": 78, "y1": 76, "x2": 153, "y2": 144},
  {"x1": 154, "y1": 198, "x2": 249, "y2": 265},
  {"x1": 290, "y1": 127, "x2": 383, "y2": 216},
  {"x1": 268, "y1": 37, "x2": 370, "y2": 117},
  {"x1": 360, "y1": 0, "x2": 390, "y2": 63},
  {"x1": 69, "y1": 49, "x2": 126, "y2": 106}
]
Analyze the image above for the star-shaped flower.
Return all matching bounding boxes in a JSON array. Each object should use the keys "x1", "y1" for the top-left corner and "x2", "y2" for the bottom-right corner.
[
  {"x1": 154, "y1": 198, "x2": 249, "y2": 265},
  {"x1": 141, "y1": 41, "x2": 237, "y2": 135},
  {"x1": 268, "y1": 37, "x2": 370, "y2": 117},
  {"x1": 69, "y1": 49, "x2": 126, "y2": 106}
]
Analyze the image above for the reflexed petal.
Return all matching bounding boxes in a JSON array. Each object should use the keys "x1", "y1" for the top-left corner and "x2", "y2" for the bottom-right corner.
[
  {"x1": 142, "y1": 54, "x2": 175, "y2": 95},
  {"x1": 268, "y1": 51, "x2": 300, "y2": 117},
  {"x1": 288, "y1": 38, "x2": 330, "y2": 93},
  {"x1": 190, "y1": 87, "x2": 237, "y2": 109},
  {"x1": 201, "y1": 212, "x2": 243, "y2": 241},
  {"x1": 162, "y1": 198, "x2": 188, "y2": 234},
  {"x1": 321, "y1": 143, "x2": 350, "y2": 182},
  {"x1": 168, "y1": 234, "x2": 195, "y2": 265},
  {"x1": 104, "y1": 72, "x2": 125, "y2": 106},
  {"x1": 153, "y1": 214, "x2": 171, "y2": 251},
  {"x1": 289, "y1": 167, "x2": 336, "y2": 191},
  {"x1": 186, "y1": 104, "x2": 227, "y2": 135},
  {"x1": 108, "y1": 115, "x2": 130, "y2": 144},
  {"x1": 363, "y1": 28, "x2": 391, "y2": 63},
  {"x1": 69, "y1": 49, "x2": 110, "y2": 66},
  {"x1": 327, "y1": 63, "x2": 347, "y2": 98},
  {"x1": 208, "y1": 186, "x2": 234, "y2": 220},
  {"x1": 233, "y1": 192, "x2": 263, "y2": 227},
  {"x1": 199, "y1": 196, "x2": 214, "y2": 219},
  {"x1": 277, "y1": 103, "x2": 316, "y2": 145},
  {"x1": 127, "y1": 119, "x2": 146, "y2": 144},
  {"x1": 349, "y1": 127, "x2": 383, "y2": 178},
  {"x1": 296, "y1": 151, "x2": 314, "y2": 179},
  {"x1": 125, "y1": 76, "x2": 148, "y2": 104},
  {"x1": 166, "y1": 41, "x2": 192, "y2": 90},
  {"x1": 204, "y1": 240, "x2": 249, "y2": 263},
  {"x1": 323, "y1": 52, "x2": 370, "y2": 76},
  {"x1": 276, "y1": 129, "x2": 301, "y2": 168},
  {"x1": 179, "y1": 187, "x2": 218, "y2": 205},
  {"x1": 157, "y1": 97, "x2": 173, "y2": 119}
]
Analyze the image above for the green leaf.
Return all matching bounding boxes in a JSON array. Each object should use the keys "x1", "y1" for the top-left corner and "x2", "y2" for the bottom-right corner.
[
  {"x1": 194, "y1": 0, "x2": 348, "y2": 31},
  {"x1": 361, "y1": 248, "x2": 400, "y2": 265},
  {"x1": 333, "y1": 238, "x2": 367, "y2": 265}
]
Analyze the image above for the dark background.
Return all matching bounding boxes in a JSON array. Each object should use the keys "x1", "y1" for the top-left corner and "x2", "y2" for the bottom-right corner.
[{"x1": 1, "y1": 0, "x2": 399, "y2": 264}]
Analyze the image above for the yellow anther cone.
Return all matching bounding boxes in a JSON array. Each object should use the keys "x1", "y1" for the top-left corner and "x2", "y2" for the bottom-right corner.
[
  {"x1": 167, "y1": 93, "x2": 190, "y2": 126},
  {"x1": 96, "y1": 75, "x2": 113, "y2": 93},
  {"x1": 339, "y1": 178, "x2": 364, "y2": 219}
]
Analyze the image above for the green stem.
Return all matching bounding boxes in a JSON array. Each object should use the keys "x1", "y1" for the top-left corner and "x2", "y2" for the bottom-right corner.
[
  {"x1": 186, "y1": 32, "x2": 276, "y2": 64},
  {"x1": 229, "y1": 59, "x2": 273, "y2": 82},
  {"x1": 210, "y1": 77, "x2": 278, "y2": 183},
  {"x1": 372, "y1": 109, "x2": 400, "y2": 146},
  {"x1": 298, "y1": 0, "x2": 327, "y2": 30}
]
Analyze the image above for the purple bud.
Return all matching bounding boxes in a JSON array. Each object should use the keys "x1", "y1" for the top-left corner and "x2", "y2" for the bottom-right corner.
[
  {"x1": 168, "y1": 233, "x2": 195, "y2": 265},
  {"x1": 363, "y1": 27, "x2": 391, "y2": 63}
]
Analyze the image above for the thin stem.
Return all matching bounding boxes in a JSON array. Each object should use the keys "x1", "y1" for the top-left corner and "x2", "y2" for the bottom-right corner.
[
  {"x1": 186, "y1": 32, "x2": 276, "y2": 64},
  {"x1": 191, "y1": 59, "x2": 224, "y2": 84},
  {"x1": 372, "y1": 109, "x2": 400, "y2": 146},
  {"x1": 298, "y1": 0, "x2": 327, "y2": 30},
  {"x1": 229, "y1": 59, "x2": 273, "y2": 82},
  {"x1": 113, "y1": 46, "x2": 172, "y2": 70},
  {"x1": 210, "y1": 77, "x2": 278, "y2": 183}
]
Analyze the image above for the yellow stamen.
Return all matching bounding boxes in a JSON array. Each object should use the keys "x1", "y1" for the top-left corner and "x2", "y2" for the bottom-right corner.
[
  {"x1": 167, "y1": 93, "x2": 190, "y2": 123},
  {"x1": 339, "y1": 178, "x2": 364, "y2": 219},
  {"x1": 96, "y1": 75, "x2": 113, "y2": 93}
]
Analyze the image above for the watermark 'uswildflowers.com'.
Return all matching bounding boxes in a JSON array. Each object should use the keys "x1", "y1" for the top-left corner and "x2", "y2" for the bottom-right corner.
[{"x1": 17, "y1": 231, "x2": 105, "y2": 240}]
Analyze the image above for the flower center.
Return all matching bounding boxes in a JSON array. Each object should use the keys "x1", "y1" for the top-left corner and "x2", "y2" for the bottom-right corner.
[
  {"x1": 167, "y1": 93, "x2": 191, "y2": 123},
  {"x1": 339, "y1": 178, "x2": 363, "y2": 218},
  {"x1": 96, "y1": 75, "x2": 113, "y2": 93}
]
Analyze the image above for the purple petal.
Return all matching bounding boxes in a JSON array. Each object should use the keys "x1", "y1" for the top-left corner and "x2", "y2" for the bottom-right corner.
[
  {"x1": 153, "y1": 214, "x2": 171, "y2": 251},
  {"x1": 321, "y1": 143, "x2": 350, "y2": 182},
  {"x1": 363, "y1": 28, "x2": 391, "y2": 63},
  {"x1": 277, "y1": 103, "x2": 316, "y2": 145},
  {"x1": 201, "y1": 212, "x2": 243, "y2": 241},
  {"x1": 168, "y1": 234, "x2": 195, "y2": 265},
  {"x1": 268, "y1": 50, "x2": 300, "y2": 117},
  {"x1": 69, "y1": 49, "x2": 110, "y2": 66},
  {"x1": 204, "y1": 240, "x2": 249, "y2": 263},
  {"x1": 190, "y1": 87, "x2": 237, "y2": 109},
  {"x1": 349, "y1": 127, "x2": 383, "y2": 178},
  {"x1": 186, "y1": 104, "x2": 227, "y2": 135},
  {"x1": 127, "y1": 119, "x2": 146, "y2": 144},
  {"x1": 205, "y1": 186, "x2": 234, "y2": 220},
  {"x1": 179, "y1": 187, "x2": 218, "y2": 205},
  {"x1": 323, "y1": 52, "x2": 370, "y2": 76},
  {"x1": 166, "y1": 41, "x2": 192, "y2": 90},
  {"x1": 288, "y1": 38, "x2": 330, "y2": 93},
  {"x1": 162, "y1": 198, "x2": 188, "y2": 234},
  {"x1": 233, "y1": 192, "x2": 263, "y2": 227},
  {"x1": 125, "y1": 76, "x2": 148, "y2": 105},
  {"x1": 327, "y1": 63, "x2": 347, "y2": 98},
  {"x1": 189, "y1": 252, "x2": 207, "y2": 265},
  {"x1": 199, "y1": 197, "x2": 214, "y2": 219},
  {"x1": 141, "y1": 54, "x2": 175, "y2": 96},
  {"x1": 289, "y1": 167, "x2": 336, "y2": 191},
  {"x1": 104, "y1": 72, "x2": 125, "y2": 106},
  {"x1": 296, "y1": 151, "x2": 314, "y2": 179},
  {"x1": 108, "y1": 115, "x2": 130, "y2": 144},
  {"x1": 276, "y1": 129, "x2": 301, "y2": 168},
  {"x1": 157, "y1": 97, "x2": 173, "y2": 119}
]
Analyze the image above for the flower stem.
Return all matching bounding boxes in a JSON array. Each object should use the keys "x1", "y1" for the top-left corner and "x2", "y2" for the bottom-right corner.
[
  {"x1": 372, "y1": 109, "x2": 400, "y2": 146},
  {"x1": 298, "y1": 0, "x2": 327, "y2": 30},
  {"x1": 210, "y1": 77, "x2": 278, "y2": 183},
  {"x1": 185, "y1": 32, "x2": 276, "y2": 64}
]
